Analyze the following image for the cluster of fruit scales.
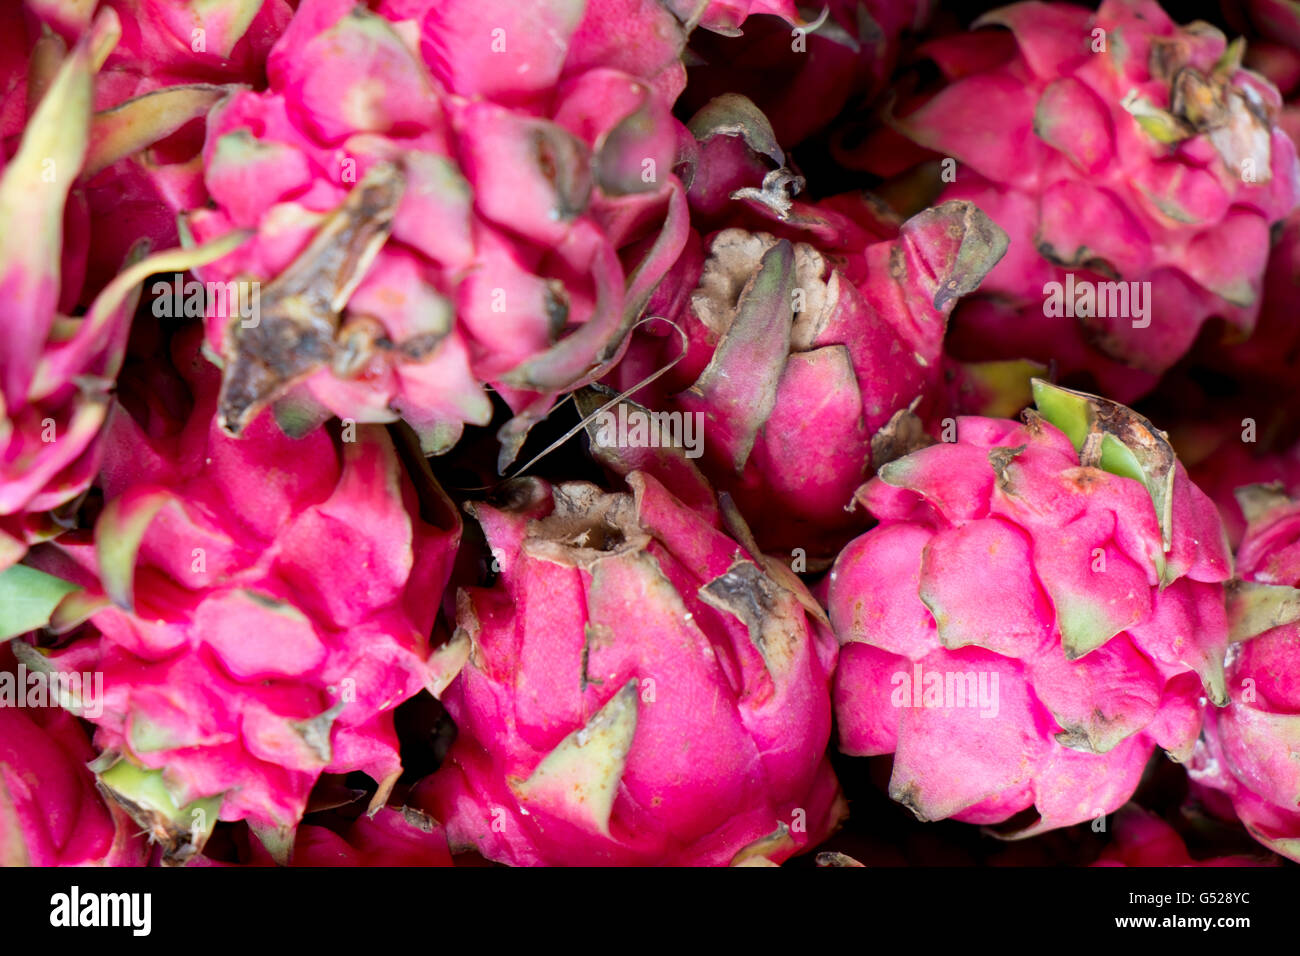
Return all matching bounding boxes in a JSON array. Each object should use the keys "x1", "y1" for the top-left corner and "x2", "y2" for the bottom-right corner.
[{"x1": 0, "y1": 0, "x2": 1297, "y2": 867}]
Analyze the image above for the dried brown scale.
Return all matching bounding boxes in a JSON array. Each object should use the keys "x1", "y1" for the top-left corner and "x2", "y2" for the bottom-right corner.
[
  {"x1": 217, "y1": 163, "x2": 405, "y2": 434},
  {"x1": 869, "y1": 401, "x2": 932, "y2": 470}
]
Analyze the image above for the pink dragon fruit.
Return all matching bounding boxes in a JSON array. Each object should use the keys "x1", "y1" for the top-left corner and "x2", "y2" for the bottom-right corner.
[
  {"x1": 601, "y1": 94, "x2": 1009, "y2": 559},
  {"x1": 868, "y1": 0, "x2": 1300, "y2": 401},
  {"x1": 0, "y1": 8, "x2": 247, "y2": 573},
  {"x1": 414, "y1": 470, "x2": 844, "y2": 865},
  {"x1": 1190, "y1": 483, "x2": 1300, "y2": 862},
  {"x1": 827, "y1": 381, "x2": 1233, "y2": 836},
  {"x1": 181, "y1": 0, "x2": 693, "y2": 463},
  {"x1": 11, "y1": 325, "x2": 464, "y2": 864},
  {"x1": 0, "y1": 648, "x2": 148, "y2": 866},
  {"x1": 1092, "y1": 805, "x2": 1276, "y2": 866}
]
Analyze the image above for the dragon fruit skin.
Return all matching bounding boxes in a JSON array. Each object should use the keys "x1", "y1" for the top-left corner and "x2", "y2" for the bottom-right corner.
[
  {"x1": 826, "y1": 383, "x2": 1233, "y2": 836},
  {"x1": 881, "y1": 0, "x2": 1300, "y2": 402},
  {"x1": 603, "y1": 98, "x2": 1009, "y2": 558},
  {"x1": 16, "y1": 325, "x2": 464, "y2": 863},
  {"x1": 414, "y1": 471, "x2": 845, "y2": 866},
  {"x1": 182, "y1": 0, "x2": 691, "y2": 461},
  {"x1": 1092, "y1": 805, "x2": 1277, "y2": 866},
  {"x1": 1189, "y1": 486, "x2": 1300, "y2": 863},
  {"x1": 0, "y1": 8, "x2": 248, "y2": 572},
  {"x1": 0, "y1": 649, "x2": 148, "y2": 866}
]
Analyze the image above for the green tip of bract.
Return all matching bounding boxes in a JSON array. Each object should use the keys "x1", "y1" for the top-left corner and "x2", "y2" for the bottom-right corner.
[
  {"x1": 93, "y1": 756, "x2": 222, "y2": 866},
  {"x1": 1032, "y1": 378, "x2": 1176, "y2": 580},
  {"x1": 94, "y1": 489, "x2": 174, "y2": 610},
  {"x1": 0, "y1": 563, "x2": 79, "y2": 642}
]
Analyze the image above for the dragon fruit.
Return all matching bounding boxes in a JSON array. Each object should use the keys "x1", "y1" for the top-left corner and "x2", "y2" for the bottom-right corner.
[
  {"x1": 1092, "y1": 804, "x2": 1276, "y2": 865},
  {"x1": 0, "y1": 8, "x2": 247, "y2": 573},
  {"x1": 602, "y1": 95, "x2": 1008, "y2": 559},
  {"x1": 868, "y1": 0, "x2": 1300, "y2": 401},
  {"x1": 414, "y1": 470, "x2": 844, "y2": 865},
  {"x1": 0, "y1": 647, "x2": 148, "y2": 866},
  {"x1": 180, "y1": 0, "x2": 693, "y2": 463},
  {"x1": 827, "y1": 381, "x2": 1232, "y2": 836},
  {"x1": 11, "y1": 325, "x2": 464, "y2": 864},
  {"x1": 1189, "y1": 484, "x2": 1300, "y2": 862}
]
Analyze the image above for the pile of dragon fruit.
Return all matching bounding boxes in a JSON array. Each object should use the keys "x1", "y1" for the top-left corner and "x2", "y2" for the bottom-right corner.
[{"x1": 2, "y1": 0, "x2": 1299, "y2": 869}]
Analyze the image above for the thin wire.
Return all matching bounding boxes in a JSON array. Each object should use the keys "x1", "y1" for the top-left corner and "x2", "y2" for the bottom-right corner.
[{"x1": 449, "y1": 316, "x2": 690, "y2": 493}]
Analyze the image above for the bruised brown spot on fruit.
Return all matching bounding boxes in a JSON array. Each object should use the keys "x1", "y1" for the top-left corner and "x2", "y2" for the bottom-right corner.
[
  {"x1": 1062, "y1": 465, "x2": 1106, "y2": 493},
  {"x1": 1091, "y1": 396, "x2": 1176, "y2": 486},
  {"x1": 1055, "y1": 706, "x2": 1123, "y2": 754},
  {"x1": 401, "y1": 806, "x2": 438, "y2": 833}
]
